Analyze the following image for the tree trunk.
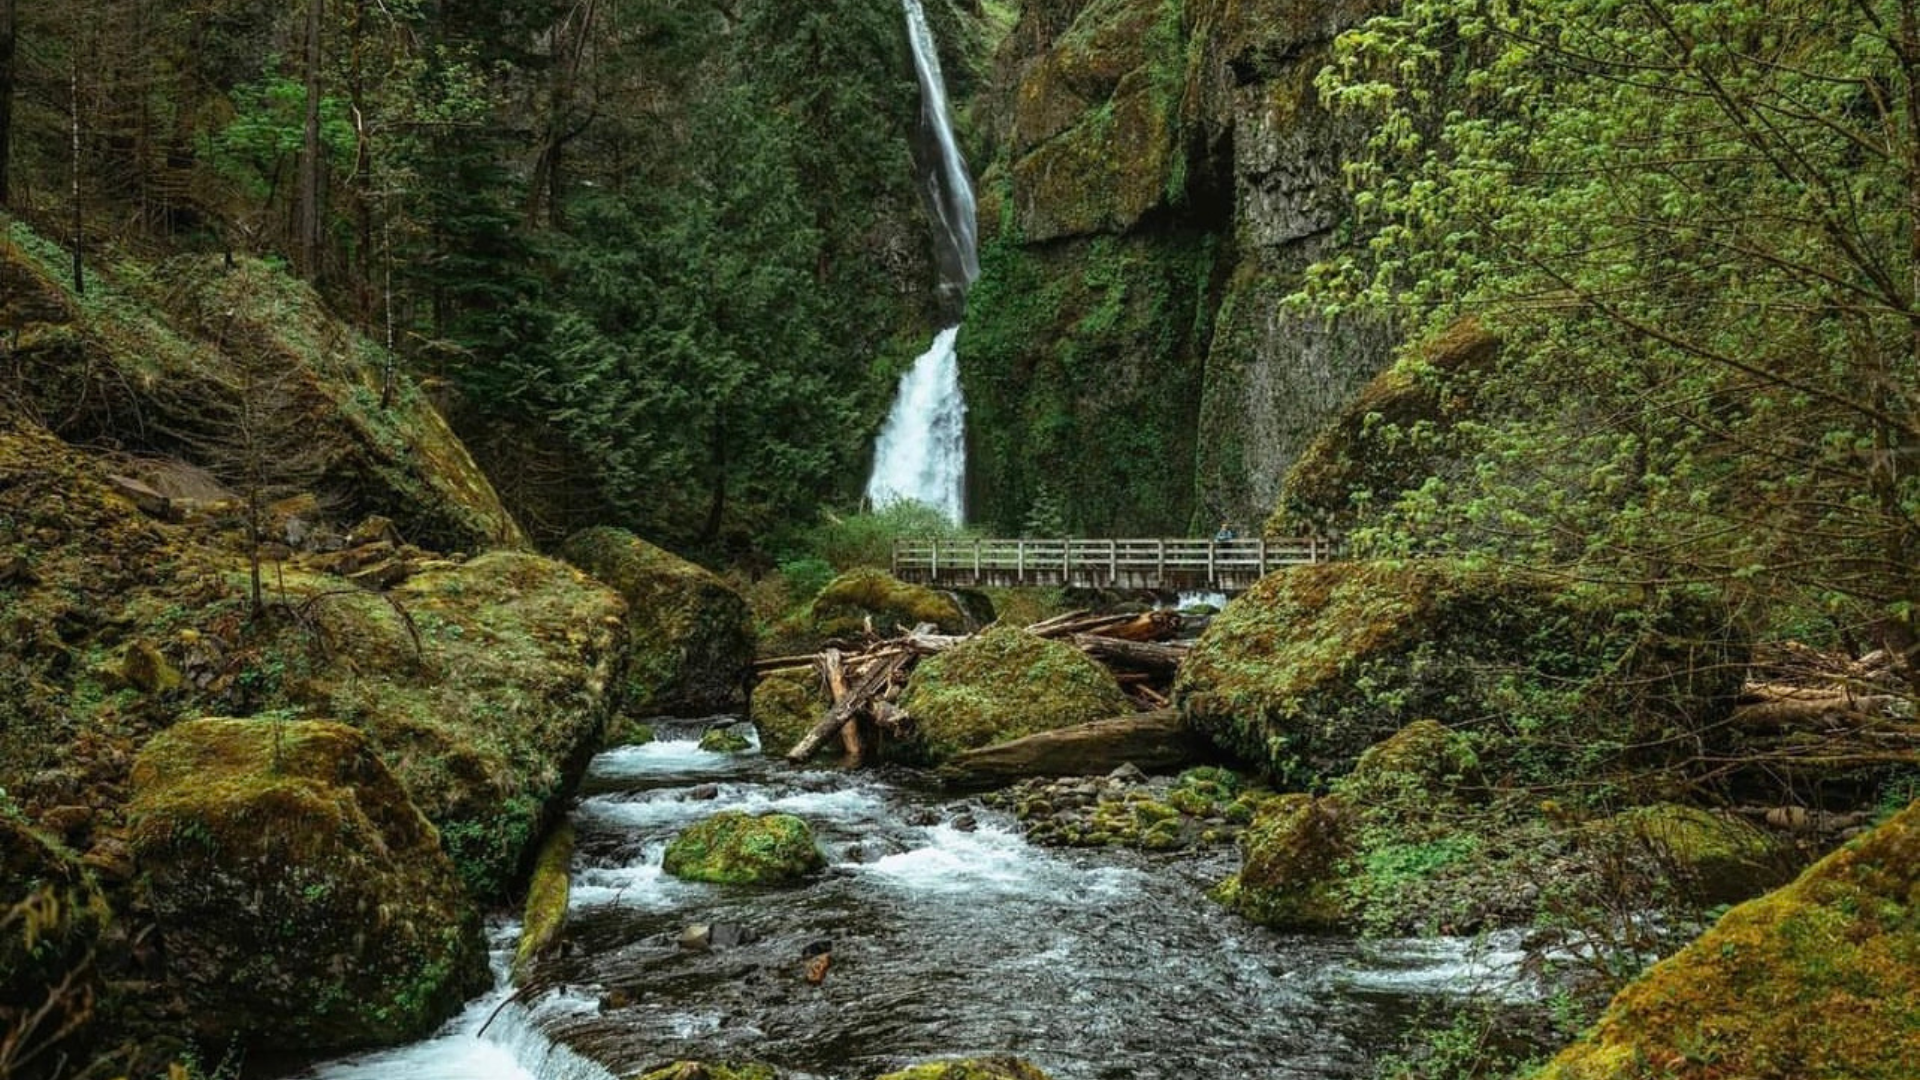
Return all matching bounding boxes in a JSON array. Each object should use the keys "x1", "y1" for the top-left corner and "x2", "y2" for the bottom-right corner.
[
  {"x1": 70, "y1": 51, "x2": 83, "y2": 294},
  {"x1": 297, "y1": 0, "x2": 324, "y2": 278},
  {"x1": 0, "y1": 0, "x2": 15, "y2": 207}
]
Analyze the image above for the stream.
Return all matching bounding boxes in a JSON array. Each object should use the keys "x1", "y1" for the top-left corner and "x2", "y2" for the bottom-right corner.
[{"x1": 307, "y1": 721, "x2": 1539, "y2": 1080}]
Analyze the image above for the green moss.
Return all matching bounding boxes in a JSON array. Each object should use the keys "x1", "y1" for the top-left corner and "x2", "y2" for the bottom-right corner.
[
  {"x1": 1175, "y1": 560, "x2": 1744, "y2": 786},
  {"x1": 898, "y1": 626, "x2": 1134, "y2": 763},
  {"x1": 561, "y1": 527, "x2": 753, "y2": 718},
  {"x1": 1214, "y1": 793, "x2": 1355, "y2": 930},
  {"x1": 750, "y1": 666, "x2": 829, "y2": 760},
  {"x1": 512, "y1": 823, "x2": 574, "y2": 985},
  {"x1": 810, "y1": 569, "x2": 970, "y2": 636},
  {"x1": 697, "y1": 728, "x2": 754, "y2": 754},
  {"x1": 959, "y1": 230, "x2": 1215, "y2": 535},
  {"x1": 1535, "y1": 799, "x2": 1920, "y2": 1080},
  {"x1": 662, "y1": 812, "x2": 826, "y2": 885},
  {"x1": 1, "y1": 805, "x2": 109, "y2": 1014},
  {"x1": 128, "y1": 718, "x2": 487, "y2": 1051},
  {"x1": 1592, "y1": 804, "x2": 1792, "y2": 907}
]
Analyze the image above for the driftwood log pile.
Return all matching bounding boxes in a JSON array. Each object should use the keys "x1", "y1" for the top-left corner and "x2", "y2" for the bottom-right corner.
[{"x1": 753, "y1": 610, "x2": 1187, "y2": 765}]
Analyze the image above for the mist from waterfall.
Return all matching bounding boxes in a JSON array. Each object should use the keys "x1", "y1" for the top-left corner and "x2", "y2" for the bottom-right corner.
[{"x1": 865, "y1": 0, "x2": 978, "y2": 525}]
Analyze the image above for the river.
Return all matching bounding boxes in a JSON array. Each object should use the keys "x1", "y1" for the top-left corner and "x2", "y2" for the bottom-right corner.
[{"x1": 306, "y1": 721, "x2": 1538, "y2": 1080}]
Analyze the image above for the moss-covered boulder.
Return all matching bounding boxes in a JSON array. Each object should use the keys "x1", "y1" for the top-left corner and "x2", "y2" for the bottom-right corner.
[
  {"x1": 875, "y1": 1058, "x2": 1055, "y2": 1080},
  {"x1": 324, "y1": 550, "x2": 626, "y2": 899},
  {"x1": 808, "y1": 569, "x2": 972, "y2": 639},
  {"x1": 1174, "y1": 560, "x2": 1743, "y2": 784},
  {"x1": 697, "y1": 727, "x2": 754, "y2": 754},
  {"x1": 750, "y1": 666, "x2": 829, "y2": 760},
  {"x1": 1589, "y1": 804, "x2": 1793, "y2": 908},
  {"x1": 560, "y1": 526, "x2": 752, "y2": 718},
  {"x1": 898, "y1": 626, "x2": 1134, "y2": 763},
  {"x1": 662, "y1": 812, "x2": 826, "y2": 885},
  {"x1": 1536, "y1": 799, "x2": 1920, "y2": 1080},
  {"x1": 128, "y1": 718, "x2": 487, "y2": 1052},
  {"x1": 1213, "y1": 793, "x2": 1354, "y2": 931}
]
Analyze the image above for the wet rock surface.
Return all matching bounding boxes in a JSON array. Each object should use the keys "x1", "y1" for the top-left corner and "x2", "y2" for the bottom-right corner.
[{"x1": 982, "y1": 765, "x2": 1264, "y2": 851}]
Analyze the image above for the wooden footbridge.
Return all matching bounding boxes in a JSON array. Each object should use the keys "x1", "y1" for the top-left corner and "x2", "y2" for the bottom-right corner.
[{"x1": 891, "y1": 536, "x2": 1338, "y2": 593}]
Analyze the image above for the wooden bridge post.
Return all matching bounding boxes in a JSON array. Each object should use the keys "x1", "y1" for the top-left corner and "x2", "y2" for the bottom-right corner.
[
  {"x1": 973, "y1": 538, "x2": 981, "y2": 584},
  {"x1": 1061, "y1": 537, "x2": 1072, "y2": 586},
  {"x1": 1259, "y1": 536, "x2": 1268, "y2": 577},
  {"x1": 1017, "y1": 539, "x2": 1026, "y2": 585},
  {"x1": 1207, "y1": 539, "x2": 1217, "y2": 590},
  {"x1": 1108, "y1": 539, "x2": 1117, "y2": 587}
]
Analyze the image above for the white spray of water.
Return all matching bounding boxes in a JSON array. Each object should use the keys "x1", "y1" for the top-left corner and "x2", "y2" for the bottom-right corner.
[{"x1": 866, "y1": 0, "x2": 978, "y2": 524}]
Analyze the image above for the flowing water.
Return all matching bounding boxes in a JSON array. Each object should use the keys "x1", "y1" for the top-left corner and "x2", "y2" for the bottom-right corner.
[
  {"x1": 308, "y1": 723, "x2": 1540, "y2": 1080},
  {"x1": 865, "y1": 0, "x2": 979, "y2": 524}
]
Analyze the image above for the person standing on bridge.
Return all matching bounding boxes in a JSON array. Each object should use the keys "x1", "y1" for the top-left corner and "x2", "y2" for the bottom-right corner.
[{"x1": 1214, "y1": 522, "x2": 1236, "y2": 542}]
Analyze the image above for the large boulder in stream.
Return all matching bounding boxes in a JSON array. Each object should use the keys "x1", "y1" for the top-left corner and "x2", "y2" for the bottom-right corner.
[
  {"x1": 561, "y1": 526, "x2": 754, "y2": 717},
  {"x1": 1175, "y1": 560, "x2": 1744, "y2": 784},
  {"x1": 750, "y1": 665, "x2": 829, "y2": 759},
  {"x1": 128, "y1": 718, "x2": 488, "y2": 1052},
  {"x1": 1536, "y1": 798, "x2": 1920, "y2": 1080},
  {"x1": 898, "y1": 626, "x2": 1134, "y2": 764},
  {"x1": 806, "y1": 569, "x2": 975, "y2": 640},
  {"x1": 662, "y1": 811, "x2": 826, "y2": 885}
]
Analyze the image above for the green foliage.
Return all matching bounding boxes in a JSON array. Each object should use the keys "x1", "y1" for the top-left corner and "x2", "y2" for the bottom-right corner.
[
  {"x1": 804, "y1": 504, "x2": 975, "y2": 572},
  {"x1": 211, "y1": 64, "x2": 358, "y2": 203},
  {"x1": 1304, "y1": 0, "x2": 1920, "y2": 662}
]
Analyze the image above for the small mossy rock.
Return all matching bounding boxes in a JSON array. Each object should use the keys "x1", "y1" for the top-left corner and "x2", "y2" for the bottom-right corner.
[
  {"x1": 750, "y1": 666, "x2": 829, "y2": 759},
  {"x1": 128, "y1": 718, "x2": 487, "y2": 1052},
  {"x1": 662, "y1": 811, "x2": 825, "y2": 885},
  {"x1": 875, "y1": 1057, "x2": 1055, "y2": 1080},
  {"x1": 809, "y1": 569, "x2": 971, "y2": 640},
  {"x1": 512, "y1": 823, "x2": 574, "y2": 985},
  {"x1": 697, "y1": 727, "x2": 753, "y2": 754},
  {"x1": 1214, "y1": 793, "x2": 1353, "y2": 931},
  {"x1": 630, "y1": 1064, "x2": 780, "y2": 1080},
  {"x1": 1591, "y1": 804, "x2": 1793, "y2": 908},
  {"x1": 561, "y1": 527, "x2": 753, "y2": 717},
  {"x1": 108, "y1": 639, "x2": 183, "y2": 695},
  {"x1": 899, "y1": 626, "x2": 1134, "y2": 764},
  {"x1": 1338, "y1": 720, "x2": 1480, "y2": 820},
  {"x1": 1, "y1": 803, "x2": 109, "y2": 1012},
  {"x1": 1536, "y1": 799, "x2": 1920, "y2": 1080},
  {"x1": 1175, "y1": 560, "x2": 1743, "y2": 784}
]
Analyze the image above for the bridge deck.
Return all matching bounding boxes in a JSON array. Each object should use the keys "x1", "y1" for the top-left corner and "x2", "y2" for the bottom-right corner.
[{"x1": 892, "y1": 537, "x2": 1335, "y2": 593}]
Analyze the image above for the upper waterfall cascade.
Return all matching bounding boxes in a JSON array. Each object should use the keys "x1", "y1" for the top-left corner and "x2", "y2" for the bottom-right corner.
[{"x1": 865, "y1": 0, "x2": 978, "y2": 525}]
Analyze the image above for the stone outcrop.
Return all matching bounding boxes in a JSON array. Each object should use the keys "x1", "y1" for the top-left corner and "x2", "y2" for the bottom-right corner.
[
  {"x1": 128, "y1": 719, "x2": 488, "y2": 1051},
  {"x1": 561, "y1": 526, "x2": 753, "y2": 717},
  {"x1": 961, "y1": 0, "x2": 1397, "y2": 534},
  {"x1": 1536, "y1": 798, "x2": 1920, "y2": 1080},
  {"x1": 875, "y1": 1058, "x2": 1056, "y2": 1080},
  {"x1": 898, "y1": 626, "x2": 1134, "y2": 763}
]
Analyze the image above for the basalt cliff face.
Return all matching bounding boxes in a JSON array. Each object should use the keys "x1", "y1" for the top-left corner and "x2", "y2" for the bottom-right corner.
[{"x1": 961, "y1": 0, "x2": 1393, "y2": 534}]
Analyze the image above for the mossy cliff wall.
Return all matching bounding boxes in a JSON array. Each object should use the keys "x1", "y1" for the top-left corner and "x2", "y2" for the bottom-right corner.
[{"x1": 961, "y1": 0, "x2": 1393, "y2": 533}]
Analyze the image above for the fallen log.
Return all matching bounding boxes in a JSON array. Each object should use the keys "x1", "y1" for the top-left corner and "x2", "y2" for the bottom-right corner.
[
  {"x1": 1732, "y1": 684, "x2": 1908, "y2": 732},
  {"x1": 786, "y1": 649, "x2": 912, "y2": 763},
  {"x1": 935, "y1": 709, "x2": 1205, "y2": 787},
  {"x1": 1070, "y1": 633, "x2": 1186, "y2": 676}
]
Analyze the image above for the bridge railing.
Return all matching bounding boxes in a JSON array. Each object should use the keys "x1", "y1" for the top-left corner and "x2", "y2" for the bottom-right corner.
[{"x1": 890, "y1": 536, "x2": 1337, "y2": 591}]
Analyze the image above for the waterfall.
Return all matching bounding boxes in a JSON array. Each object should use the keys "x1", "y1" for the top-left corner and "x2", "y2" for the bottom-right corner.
[{"x1": 865, "y1": 0, "x2": 978, "y2": 525}]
